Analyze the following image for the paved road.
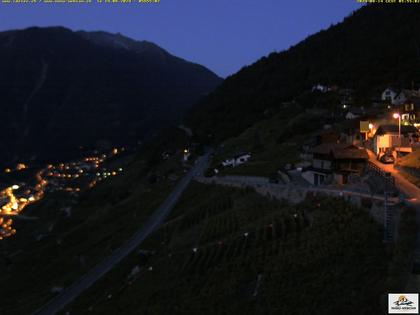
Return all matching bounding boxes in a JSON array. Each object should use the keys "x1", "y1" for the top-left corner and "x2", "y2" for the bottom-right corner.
[
  {"x1": 367, "y1": 150, "x2": 420, "y2": 291},
  {"x1": 33, "y1": 152, "x2": 211, "y2": 315},
  {"x1": 367, "y1": 150, "x2": 420, "y2": 199}
]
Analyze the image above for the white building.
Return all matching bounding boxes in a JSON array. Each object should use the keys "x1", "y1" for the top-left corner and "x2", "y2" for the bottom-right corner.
[
  {"x1": 345, "y1": 112, "x2": 359, "y2": 120},
  {"x1": 222, "y1": 153, "x2": 251, "y2": 168},
  {"x1": 373, "y1": 124, "x2": 418, "y2": 156},
  {"x1": 312, "y1": 84, "x2": 329, "y2": 93},
  {"x1": 381, "y1": 88, "x2": 399, "y2": 104}
]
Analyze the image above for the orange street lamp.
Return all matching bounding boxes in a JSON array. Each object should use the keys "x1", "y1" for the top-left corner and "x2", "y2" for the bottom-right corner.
[{"x1": 393, "y1": 113, "x2": 401, "y2": 138}]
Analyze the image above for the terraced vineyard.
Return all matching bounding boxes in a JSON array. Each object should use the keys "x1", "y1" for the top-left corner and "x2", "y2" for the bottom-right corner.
[{"x1": 67, "y1": 183, "x2": 388, "y2": 315}]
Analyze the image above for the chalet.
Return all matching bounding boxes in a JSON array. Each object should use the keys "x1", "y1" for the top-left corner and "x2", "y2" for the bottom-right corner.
[
  {"x1": 373, "y1": 124, "x2": 419, "y2": 157},
  {"x1": 400, "y1": 98, "x2": 420, "y2": 124},
  {"x1": 381, "y1": 87, "x2": 399, "y2": 104},
  {"x1": 393, "y1": 89, "x2": 420, "y2": 106},
  {"x1": 222, "y1": 152, "x2": 251, "y2": 168},
  {"x1": 301, "y1": 143, "x2": 368, "y2": 186}
]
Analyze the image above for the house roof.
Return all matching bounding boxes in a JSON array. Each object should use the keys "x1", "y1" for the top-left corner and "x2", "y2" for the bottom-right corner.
[
  {"x1": 311, "y1": 143, "x2": 368, "y2": 160},
  {"x1": 311, "y1": 143, "x2": 352, "y2": 155},
  {"x1": 233, "y1": 152, "x2": 251, "y2": 159},
  {"x1": 383, "y1": 87, "x2": 399, "y2": 94},
  {"x1": 375, "y1": 124, "x2": 418, "y2": 136},
  {"x1": 398, "y1": 89, "x2": 420, "y2": 99}
]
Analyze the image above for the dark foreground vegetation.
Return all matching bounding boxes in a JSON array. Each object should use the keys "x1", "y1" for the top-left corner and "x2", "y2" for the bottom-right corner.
[
  {"x1": 66, "y1": 184, "x2": 391, "y2": 315},
  {"x1": 0, "y1": 127, "x2": 191, "y2": 314}
]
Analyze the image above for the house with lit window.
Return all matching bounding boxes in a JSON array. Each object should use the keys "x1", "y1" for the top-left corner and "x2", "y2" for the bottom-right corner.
[
  {"x1": 399, "y1": 98, "x2": 420, "y2": 124},
  {"x1": 301, "y1": 143, "x2": 368, "y2": 186},
  {"x1": 373, "y1": 124, "x2": 418, "y2": 157}
]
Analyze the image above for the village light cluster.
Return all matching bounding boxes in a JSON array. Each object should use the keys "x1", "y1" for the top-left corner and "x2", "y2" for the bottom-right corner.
[
  {"x1": 0, "y1": 171, "x2": 47, "y2": 240},
  {"x1": 0, "y1": 148, "x2": 125, "y2": 240}
]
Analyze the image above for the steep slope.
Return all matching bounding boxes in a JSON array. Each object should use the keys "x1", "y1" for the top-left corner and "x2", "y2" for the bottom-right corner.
[
  {"x1": 67, "y1": 184, "x2": 389, "y2": 315},
  {"x1": 188, "y1": 4, "x2": 420, "y2": 142},
  {"x1": 0, "y1": 27, "x2": 221, "y2": 165}
]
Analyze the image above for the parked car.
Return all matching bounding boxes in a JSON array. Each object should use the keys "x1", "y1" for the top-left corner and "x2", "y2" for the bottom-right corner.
[{"x1": 380, "y1": 154, "x2": 395, "y2": 164}]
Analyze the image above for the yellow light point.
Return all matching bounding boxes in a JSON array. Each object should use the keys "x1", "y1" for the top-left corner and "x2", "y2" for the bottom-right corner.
[
  {"x1": 112, "y1": 171, "x2": 117, "y2": 176},
  {"x1": 113, "y1": 148, "x2": 118, "y2": 155},
  {"x1": 16, "y1": 163, "x2": 27, "y2": 171},
  {"x1": 11, "y1": 185, "x2": 19, "y2": 190},
  {"x1": 4, "y1": 168, "x2": 11, "y2": 173}
]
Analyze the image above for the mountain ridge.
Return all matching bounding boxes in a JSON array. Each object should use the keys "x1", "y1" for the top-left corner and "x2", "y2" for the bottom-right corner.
[{"x1": 0, "y1": 26, "x2": 222, "y2": 166}]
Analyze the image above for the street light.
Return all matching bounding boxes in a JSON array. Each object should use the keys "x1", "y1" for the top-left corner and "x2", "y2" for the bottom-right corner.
[{"x1": 393, "y1": 113, "x2": 401, "y2": 139}]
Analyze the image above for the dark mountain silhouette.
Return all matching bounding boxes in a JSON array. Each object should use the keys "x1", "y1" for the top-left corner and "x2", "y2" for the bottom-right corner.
[
  {"x1": 0, "y1": 27, "x2": 221, "y2": 165},
  {"x1": 188, "y1": 4, "x2": 420, "y2": 142}
]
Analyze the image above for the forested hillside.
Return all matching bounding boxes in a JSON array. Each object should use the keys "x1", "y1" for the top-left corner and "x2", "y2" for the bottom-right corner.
[{"x1": 188, "y1": 4, "x2": 420, "y2": 142}]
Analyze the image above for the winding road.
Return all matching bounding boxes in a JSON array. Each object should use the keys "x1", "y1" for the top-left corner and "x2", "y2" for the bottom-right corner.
[
  {"x1": 367, "y1": 150, "x2": 420, "y2": 292},
  {"x1": 33, "y1": 152, "x2": 211, "y2": 315}
]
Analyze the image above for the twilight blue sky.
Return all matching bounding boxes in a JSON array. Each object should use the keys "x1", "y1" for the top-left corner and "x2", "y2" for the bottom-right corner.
[{"x1": 0, "y1": 0, "x2": 363, "y2": 77}]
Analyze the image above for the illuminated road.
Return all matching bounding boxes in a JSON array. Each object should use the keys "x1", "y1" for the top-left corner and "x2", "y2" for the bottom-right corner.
[
  {"x1": 367, "y1": 150, "x2": 419, "y2": 197},
  {"x1": 367, "y1": 150, "x2": 420, "y2": 292},
  {"x1": 33, "y1": 151, "x2": 211, "y2": 315}
]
